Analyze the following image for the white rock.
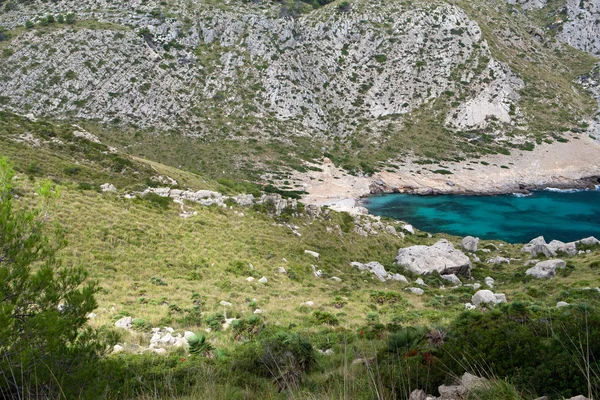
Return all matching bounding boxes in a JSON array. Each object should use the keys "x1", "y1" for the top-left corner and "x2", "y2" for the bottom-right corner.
[
  {"x1": 472, "y1": 290, "x2": 506, "y2": 306},
  {"x1": 159, "y1": 333, "x2": 174, "y2": 344},
  {"x1": 441, "y1": 274, "x2": 462, "y2": 285},
  {"x1": 415, "y1": 278, "x2": 427, "y2": 286},
  {"x1": 556, "y1": 301, "x2": 569, "y2": 308},
  {"x1": 115, "y1": 317, "x2": 132, "y2": 329},
  {"x1": 277, "y1": 266, "x2": 287, "y2": 274},
  {"x1": 112, "y1": 344, "x2": 124, "y2": 354},
  {"x1": 408, "y1": 287, "x2": 424, "y2": 295},
  {"x1": 253, "y1": 309, "x2": 263, "y2": 314},
  {"x1": 461, "y1": 236, "x2": 479, "y2": 252},
  {"x1": 184, "y1": 331, "x2": 195, "y2": 340},
  {"x1": 153, "y1": 348, "x2": 167, "y2": 355},
  {"x1": 259, "y1": 277, "x2": 268, "y2": 283},
  {"x1": 305, "y1": 301, "x2": 314, "y2": 306},
  {"x1": 304, "y1": 250, "x2": 320, "y2": 258},
  {"x1": 220, "y1": 301, "x2": 232, "y2": 307},
  {"x1": 87, "y1": 312, "x2": 97, "y2": 319},
  {"x1": 465, "y1": 303, "x2": 477, "y2": 310},
  {"x1": 330, "y1": 276, "x2": 342, "y2": 282},
  {"x1": 484, "y1": 277, "x2": 495, "y2": 288},
  {"x1": 487, "y1": 256, "x2": 510, "y2": 264},
  {"x1": 402, "y1": 224, "x2": 415, "y2": 234},
  {"x1": 525, "y1": 259, "x2": 566, "y2": 279},
  {"x1": 389, "y1": 274, "x2": 409, "y2": 283},
  {"x1": 101, "y1": 183, "x2": 117, "y2": 192},
  {"x1": 395, "y1": 239, "x2": 471, "y2": 276},
  {"x1": 246, "y1": 277, "x2": 255, "y2": 282}
]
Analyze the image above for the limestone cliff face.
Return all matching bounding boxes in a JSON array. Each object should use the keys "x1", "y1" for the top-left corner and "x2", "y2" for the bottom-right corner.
[{"x1": 0, "y1": 0, "x2": 595, "y2": 145}]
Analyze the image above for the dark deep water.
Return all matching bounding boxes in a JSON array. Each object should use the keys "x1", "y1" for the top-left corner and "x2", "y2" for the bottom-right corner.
[{"x1": 363, "y1": 188, "x2": 600, "y2": 244}]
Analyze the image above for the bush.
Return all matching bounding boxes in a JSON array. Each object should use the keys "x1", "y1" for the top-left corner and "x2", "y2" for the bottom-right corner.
[
  {"x1": 231, "y1": 331, "x2": 316, "y2": 391},
  {"x1": 0, "y1": 157, "x2": 108, "y2": 398},
  {"x1": 441, "y1": 304, "x2": 600, "y2": 398}
]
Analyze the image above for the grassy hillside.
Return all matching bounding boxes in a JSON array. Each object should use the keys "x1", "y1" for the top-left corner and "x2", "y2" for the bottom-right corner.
[{"x1": 2, "y1": 112, "x2": 600, "y2": 399}]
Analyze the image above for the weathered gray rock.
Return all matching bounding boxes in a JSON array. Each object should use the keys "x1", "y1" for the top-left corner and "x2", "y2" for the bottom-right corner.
[
  {"x1": 461, "y1": 372, "x2": 487, "y2": 390},
  {"x1": 484, "y1": 276, "x2": 495, "y2": 288},
  {"x1": 305, "y1": 250, "x2": 320, "y2": 258},
  {"x1": 258, "y1": 277, "x2": 268, "y2": 283},
  {"x1": 395, "y1": 239, "x2": 471, "y2": 276},
  {"x1": 402, "y1": 224, "x2": 415, "y2": 235},
  {"x1": 389, "y1": 274, "x2": 409, "y2": 284},
  {"x1": 566, "y1": 396, "x2": 590, "y2": 400},
  {"x1": 408, "y1": 389, "x2": 426, "y2": 400},
  {"x1": 408, "y1": 287, "x2": 424, "y2": 295},
  {"x1": 115, "y1": 316, "x2": 133, "y2": 329},
  {"x1": 101, "y1": 183, "x2": 117, "y2": 192},
  {"x1": 487, "y1": 256, "x2": 510, "y2": 264},
  {"x1": 351, "y1": 261, "x2": 388, "y2": 282},
  {"x1": 521, "y1": 236, "x2": 555, "y2": 257},
  {"x1": 557, "y1": 301, "x2": 569, "y2": 308},
  {"x1": 438, "y1": 384, "x2": 467, "y2": 399},
  {"x1": 472, "y1": 290, "x2": 506, "y2": 306},
  {"x1": 580, "y1": 236, "x2": 600, "y2": 246},
  {"x1": 461, "y1": 236, "x2": 479, "y2": 252},
  {"x1": 441, "y1": 274, "x2": 462, "y2": 286},
  {"x1": 525, "y1": 259, "x2": 566, "y2": 279}
]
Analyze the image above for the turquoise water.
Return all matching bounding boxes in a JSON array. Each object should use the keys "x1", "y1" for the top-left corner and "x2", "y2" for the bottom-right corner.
[{"x1": 364, "y1": 189, "x2": 600, "y2": 244}]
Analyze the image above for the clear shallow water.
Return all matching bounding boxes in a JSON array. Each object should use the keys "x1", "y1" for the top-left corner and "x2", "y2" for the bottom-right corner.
[{"x1": 364, "y1": 189, "x2": 600, "y2": 244}]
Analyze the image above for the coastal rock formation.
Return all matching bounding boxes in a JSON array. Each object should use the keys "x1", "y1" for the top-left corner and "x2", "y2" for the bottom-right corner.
[
  {"x1": 395, "y1": 239, "x2": 471, "y2": 276},
  {"x1": 521, "y1": 236, "x2": 599, "y2": 257}
]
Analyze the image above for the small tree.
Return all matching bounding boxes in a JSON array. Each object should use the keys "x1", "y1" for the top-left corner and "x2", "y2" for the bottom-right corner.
[{"x1": 0, "y1": 158, "x2": 104, "y2": 398}]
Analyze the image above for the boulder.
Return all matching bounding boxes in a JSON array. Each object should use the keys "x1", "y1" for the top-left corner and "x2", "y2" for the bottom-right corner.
[
  {"x1": 101, "y1": 183, "x2": 117, "y2": 192},
  {"x1": 402, "y1": 224, "x2": 415, "y2": 234},
  {"x1": 395, "y1": 239, "x2": 471, "y2": 276},
  {"x1": 521, "y1": 236, "x2": 554, "y2": 257},
  {"x1": 258, "y1": 277, "x2": 268, "y2": 283},
  {"x1": 461, "y1": 236, "x2": 479, "y2": 252},
  {"x1": 441, "y1": 274, "x2": 462, "y2": 286},
  {"x1": 115, "y1": 316, "x2": 132, "y2": 329},
  {"x1": 304, "y1": 250, "x2": 320, "y2": 258},
  {"x1": 438, "y1": 384, "x2": 467, "y2": 399},
  {"x1": 579, "y1": 237, "x2": 600, "y2": 246},
  {"x1": 351, "y1": 261, "x2": 388, "y2": 282},
  {"x1": 461, "y1": 372, "x2": 487, "y2": 390},
  {"x1": 567, "y1": 396, "x2": 590, "y2": 400},
  {"x1": 484, "y1": 277, "x2": 495, "y2": 288},
  {"x1": 389, "y1": 274, "x2": 409, "y2": 283},
  {"x1": 415, "y1": 278, "x2": 427, "y2": 286},
  {"x1": 556, "y1": 301, "x2": 569, "y2": 308},
  {"x1": 525, "y1": 259, "x2": 566, "y2": 279},
  {"x1": 408, "y1": 287, "x2": 424, "y2": 295},
  {"x1": 487, "y1": 256, "x2": 510, "y2": 264},
  {"x1": 472, "y1": 290, "x2": 506, "y2": 306},
  {"x1": 409, "y1": 389, "x2": 426, "y2": 400}
]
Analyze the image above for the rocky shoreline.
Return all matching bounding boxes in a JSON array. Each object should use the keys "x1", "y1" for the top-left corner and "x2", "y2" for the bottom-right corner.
[{"x1": 293, "y1": 133, "x2": 600, "y2": 215}]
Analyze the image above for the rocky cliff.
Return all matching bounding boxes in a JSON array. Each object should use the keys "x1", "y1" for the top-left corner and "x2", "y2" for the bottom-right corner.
[{"x1": 0, "y1": 0, "x2": 598, "y2": 173}]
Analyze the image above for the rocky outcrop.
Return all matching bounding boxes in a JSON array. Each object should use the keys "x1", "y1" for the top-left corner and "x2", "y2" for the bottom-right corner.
[
  {"x1": 525, "y1": 259, "x2": 566, "y2": 279},
  {"x1": 521, "y1": 236, "x2": 599, "y2": 257},
  {"x1": 395, "y1": 239, "x2": 471, "y2": 276}
]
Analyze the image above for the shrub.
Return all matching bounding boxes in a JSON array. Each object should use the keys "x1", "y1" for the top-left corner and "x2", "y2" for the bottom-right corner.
[
  {"x1": 313, "y1": 310, "x2": 339, "y2": 325},
  {"x1": 441, "y1": 304, "x2": 600, "y2": 398},
  {"x1": 0, "y1": 157, "x2": 108, "y2": 398}
]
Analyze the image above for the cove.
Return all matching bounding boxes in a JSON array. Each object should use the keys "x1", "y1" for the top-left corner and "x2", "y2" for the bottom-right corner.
[{"x1": 363, "y1": 189, "x2": 600, "y2": 244}]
